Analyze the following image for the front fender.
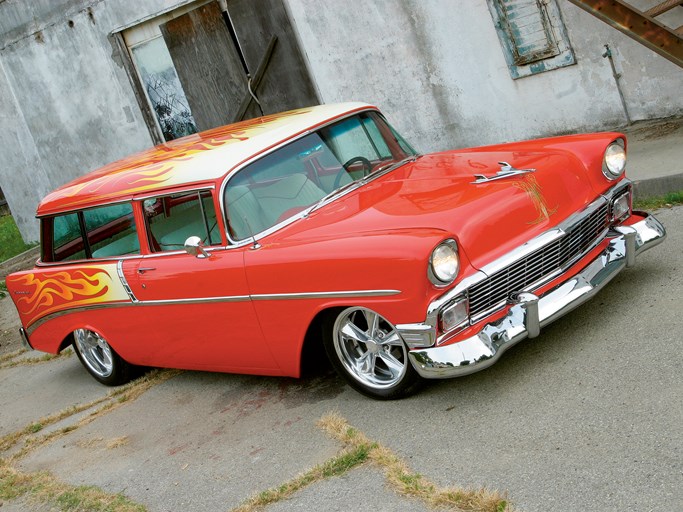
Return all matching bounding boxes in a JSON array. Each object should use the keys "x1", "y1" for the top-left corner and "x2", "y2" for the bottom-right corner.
[{"x1": 244, "y1": 227, "x2": 477, "y2": 376}]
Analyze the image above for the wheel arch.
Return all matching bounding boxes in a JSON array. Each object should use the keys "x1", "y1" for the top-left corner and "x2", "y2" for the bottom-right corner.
[{"x1": 299, "y1": 306, "x2": 346, "y2": 377}]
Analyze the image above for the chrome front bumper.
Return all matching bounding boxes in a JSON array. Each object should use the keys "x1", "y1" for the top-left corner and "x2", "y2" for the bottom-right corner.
[{"x1": 407, "y1": 213, "x2": 666, "y2": 379}]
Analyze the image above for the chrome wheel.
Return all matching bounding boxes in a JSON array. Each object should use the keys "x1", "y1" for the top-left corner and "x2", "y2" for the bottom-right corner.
[
  {"x1": 74, "y1": 329, "x2": 114, "y2": 379},
  {"x1": 332, "y1": 307, "x2": 409, "y2": 390}
]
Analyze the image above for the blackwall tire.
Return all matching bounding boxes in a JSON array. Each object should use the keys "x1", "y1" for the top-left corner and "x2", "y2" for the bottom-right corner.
[
  {"x1": 72, "y1": 329, "x2": 135, "y2": 386},
  {"x1": 323, "y1": 307, "x2": 421, "y2": 400}
]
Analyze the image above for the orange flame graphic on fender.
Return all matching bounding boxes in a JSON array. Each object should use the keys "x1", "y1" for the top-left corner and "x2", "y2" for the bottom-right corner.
[{"x1": 8, "y1": 265, "x2": 130, "y2": 327}]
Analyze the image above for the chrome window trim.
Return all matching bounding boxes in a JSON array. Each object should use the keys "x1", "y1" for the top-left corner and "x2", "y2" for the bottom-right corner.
[
  {"x1": 35, "y1": 253, "x2": 142, "y2": 267},
  {"x1": 36, "y1": 197, "x2": 140, "y2": 219},
  {"x1": 37, "y1": 186, "x2": 222, "y2": 266},
  {"x1": 132, "y1": 184, "x2": 216, "y2": 202}
]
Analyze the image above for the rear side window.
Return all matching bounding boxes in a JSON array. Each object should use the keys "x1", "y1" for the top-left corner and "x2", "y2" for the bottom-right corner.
[
  {"x1": 144, "y1": 190, "x2": 221, "y2": 252},
  {"x1": 44, "y1": 203, "x2": 139, "y2": 262},
  {"x1": 52, "y1": 213, "x2": 85, "y2": 262}
]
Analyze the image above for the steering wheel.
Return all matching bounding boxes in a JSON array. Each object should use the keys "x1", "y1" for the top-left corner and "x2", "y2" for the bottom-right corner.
[{"x1": 332, "y1": 156, "x2": 373, "y2": 189}]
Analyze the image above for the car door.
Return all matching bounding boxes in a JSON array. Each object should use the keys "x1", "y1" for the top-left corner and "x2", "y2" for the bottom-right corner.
[{"x1": 120, "y1": 189, "x2": 277, "y2": 373}]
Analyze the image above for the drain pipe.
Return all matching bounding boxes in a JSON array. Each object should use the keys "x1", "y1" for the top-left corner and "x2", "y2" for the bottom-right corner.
[{"x1": 602, "y1": 44, "x2": 632, "y2": 125}]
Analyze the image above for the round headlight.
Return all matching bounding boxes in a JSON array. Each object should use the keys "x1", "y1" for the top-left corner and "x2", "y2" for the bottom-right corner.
[
  {"x1": 430, "y1": 240, "x2": 459, "y2": 285},
  {"x1": 603, "y1": 140, "x2": 626, "y2": 180}
]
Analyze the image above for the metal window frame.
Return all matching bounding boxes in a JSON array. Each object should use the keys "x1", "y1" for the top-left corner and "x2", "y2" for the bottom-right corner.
[{"x1": 487, "y1": 0, "x2": 576, "y2": 79}]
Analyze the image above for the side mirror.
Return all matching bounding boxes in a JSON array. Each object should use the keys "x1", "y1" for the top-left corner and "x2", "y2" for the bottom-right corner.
[{"x1": 184, "y1": 236, "x2": 210, "y2": 258}]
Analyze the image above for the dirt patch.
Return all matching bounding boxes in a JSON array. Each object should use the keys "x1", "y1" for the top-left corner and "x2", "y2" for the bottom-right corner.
[
  {"x1": 0, "y1": 296, "x2": 21, "y2": 358},
  {"x1": 625, "y1": 116, "x2": 683, "y2": 142}
]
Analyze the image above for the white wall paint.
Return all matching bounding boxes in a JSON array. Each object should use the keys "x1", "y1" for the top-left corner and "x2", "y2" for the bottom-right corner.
[
  {"x1": 0, "y1": 0, "x2": 193, "y2": 241},
  {"x1": 1, "y1": 0, "x2": 681, "y2": 241},
  {"x1": 287, "y1": 0, "x2": 683, "y2": 152}
]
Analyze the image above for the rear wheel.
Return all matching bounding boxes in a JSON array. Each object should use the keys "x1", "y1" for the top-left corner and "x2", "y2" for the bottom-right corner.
[
  {"x1": 72, "y1": 329, "x2": 135, "y2": 386},
  {"x1": 323, "y1": 307, "x2": 421, "y2": 399}
]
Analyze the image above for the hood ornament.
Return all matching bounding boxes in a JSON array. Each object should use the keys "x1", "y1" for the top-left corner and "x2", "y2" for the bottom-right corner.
[{"x1": 471, "y1": 162, "x2": 536, "y2": 184}]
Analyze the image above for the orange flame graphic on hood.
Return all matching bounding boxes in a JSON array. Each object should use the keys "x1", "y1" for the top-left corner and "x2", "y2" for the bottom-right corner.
[
  {"x1": 9, "y1": 265, "x2": 129, "y2": 326},
  {"x1": 513, "y1": 174, "x2": 558, "y2": 225}
]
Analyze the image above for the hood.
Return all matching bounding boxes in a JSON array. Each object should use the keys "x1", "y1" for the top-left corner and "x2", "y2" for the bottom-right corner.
[{"x1": 291, "y1": 149, "x2": 600, "y2": 269}]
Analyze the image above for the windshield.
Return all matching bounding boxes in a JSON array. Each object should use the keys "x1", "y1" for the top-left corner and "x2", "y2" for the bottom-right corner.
[{"x1": 224, "y1": 111, "x2": 417, "y2": 241}]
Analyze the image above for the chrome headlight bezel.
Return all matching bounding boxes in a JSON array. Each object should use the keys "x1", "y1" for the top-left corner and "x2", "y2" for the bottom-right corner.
[
  {"x1": 428, "y1": 239, "x2": 460, "y2": 286},
  {"x1": 602, "y1": 139, "x2": 626, "y2": 180}
]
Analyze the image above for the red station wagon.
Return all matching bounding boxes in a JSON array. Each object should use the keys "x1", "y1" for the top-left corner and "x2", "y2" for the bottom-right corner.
[{"x1": 6, "y1": 103, "x2": 666, "y2": 399}]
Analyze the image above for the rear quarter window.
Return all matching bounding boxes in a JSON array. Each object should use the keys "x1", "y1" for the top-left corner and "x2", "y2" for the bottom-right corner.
[{"x1": 44, "y1": 202, "x2": 140, "y2": 262}]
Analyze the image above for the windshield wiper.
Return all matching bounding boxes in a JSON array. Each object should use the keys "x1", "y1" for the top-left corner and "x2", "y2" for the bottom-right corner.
[
  {"x1": 367, "y1": 155, "x2": 419, "y2": 178},
  {"x1": 304, "y1": 179, "x2": 362, "y2": 217},
  {"x1": 304, "y1": 155, "x2": 419, "y2": 217}
]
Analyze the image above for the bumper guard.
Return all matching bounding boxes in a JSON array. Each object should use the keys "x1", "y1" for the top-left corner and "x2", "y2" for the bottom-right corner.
[{"x1": 407, "y1": 213, "x2": 666, "y2": 379}]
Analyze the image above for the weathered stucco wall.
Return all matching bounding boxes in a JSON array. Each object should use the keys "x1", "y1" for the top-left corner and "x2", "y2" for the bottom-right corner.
[
  {"x1": 0, "y1": 0, "x2": 192, "y2": 241},
  {"x1": 286, "y1": 0, "x2": 683, "y2": 152},
  {"x1": 1, "y1": 0, "x2": 681, "y2": 242}
]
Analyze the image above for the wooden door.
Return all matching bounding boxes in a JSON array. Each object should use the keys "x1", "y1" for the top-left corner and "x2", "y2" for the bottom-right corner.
[{"x1": 160, "y1": 0, "x2": 319, "y2": 131}]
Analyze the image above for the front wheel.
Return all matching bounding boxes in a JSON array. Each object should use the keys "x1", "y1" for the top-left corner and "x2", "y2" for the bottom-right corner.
[
  {"x1": 323, "y1": 307, "x2": 421, "y2": 399},
  {"x1": 72, "y1": 329, "x2": 136, "y2": 386}
]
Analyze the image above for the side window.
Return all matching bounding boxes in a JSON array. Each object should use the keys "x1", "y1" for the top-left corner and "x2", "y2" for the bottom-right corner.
[
  {"x1": 85, "y1": 203, "x2": 140, "y2": 258},
  {"x1": 52, "y1": 213, "x2": 85, "y2": 262},
  {"x1": 144, "y1": 190, "x2": 221, "y2": 252},
  {"x1": 323, "y1": 116, "x2": 386, "y2": 164},
  {"x1": 48, "y1": 202, "x2": 139, "y2": 262},
  {"x1": 361, "y1": 117, "x2": 392, "y2": 159}
]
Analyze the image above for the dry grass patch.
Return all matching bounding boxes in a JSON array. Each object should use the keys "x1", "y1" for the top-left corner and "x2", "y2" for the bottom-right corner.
[
  {"x1": 106, "y1": 437, "x2": 129, "y2": 450},
  {"x1": 6, "y1": 369, "x2": 180, "y2": 463},
  {"x1": 0, "y1": 348, "x2": 27, "y2": 365},
  {"x1": 0, "y1": 369, "x2": 179, "y2": 511},
  {"x1": 76, "y1": 436, "x2": 105, "y2": 449},
  {"x1": 0, "y1": 349, "x2": 73, "y2": 369},
  {"x1": 232, "y1": 443, "x2": 373, "y2": 512},
  {"x1": 319, "y1": 412, "x2": 511, "y2": 512},
  {"x1": 233, "y1": 412, "x2": 511, "y2": 512},
  {"x1": 0, "y1": 458, "x2": 146, "y2": 511}
]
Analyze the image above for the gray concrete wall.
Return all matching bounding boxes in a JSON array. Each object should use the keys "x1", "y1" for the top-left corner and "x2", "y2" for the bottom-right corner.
[
  {"x1": 287, "y1": 0, "x2": 683, "y2": 152},
  {"x1": 1, "y1": 0, "x2": 682, "y2": 242},
  {"x1": 0, "y1": 0, "x2": 195, "y2": 241}
]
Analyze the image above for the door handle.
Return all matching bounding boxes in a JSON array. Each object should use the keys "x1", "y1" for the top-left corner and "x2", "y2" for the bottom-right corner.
[{"x1": 137, "y1": 267, "x2": 156, "y2": 274}]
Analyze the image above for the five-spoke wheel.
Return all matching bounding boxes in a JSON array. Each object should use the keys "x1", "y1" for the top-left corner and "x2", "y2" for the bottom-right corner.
[
  {"x1": 73, "y1": 329, "x2": 135, "y2": 385},
  {"x1": 323, "y1": 307, "x2": 420, "y2": 399}
]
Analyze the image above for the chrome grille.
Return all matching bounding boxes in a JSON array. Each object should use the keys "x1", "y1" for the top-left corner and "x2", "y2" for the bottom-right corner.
[{"x1": 469, "y1": 202, "x2": 609, "y2": 319}]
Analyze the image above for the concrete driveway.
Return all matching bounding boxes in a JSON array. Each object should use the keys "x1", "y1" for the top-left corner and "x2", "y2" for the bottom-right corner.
[{"x1": 0, "y1": 206, "x2": 680, "y2": 512}]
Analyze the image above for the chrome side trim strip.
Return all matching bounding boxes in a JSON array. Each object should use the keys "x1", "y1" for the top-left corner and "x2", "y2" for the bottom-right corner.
[
  {"x1": 251, "y1": 290, "x2": 400, "y2": 301},
  {"x1": 117, "y1": 260, "x2": 139, "y2": 303},
  {"x1": 141, "y1": 295, "x2": 250, "y2": 305},
  {"x1": 25, "y1": 289, "x2": 401, "y2": 335},
  {"x1": 406, "y1": 213, "x2": 666, "y2": 379}
]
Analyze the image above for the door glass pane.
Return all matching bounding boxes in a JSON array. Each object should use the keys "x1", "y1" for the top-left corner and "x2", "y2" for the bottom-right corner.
[
  {"x1": 144, "y1": 190, "x2": 220, "y2": 252},
  {"x1": 83, "y1": 203, "x2": 140, "y2": 258},
  {"x1": 52, "y1": 213, "x2": 85, "y2": 262},
  {"x1": 130, "y1": 36, "x2": 198, "y2": 141}
]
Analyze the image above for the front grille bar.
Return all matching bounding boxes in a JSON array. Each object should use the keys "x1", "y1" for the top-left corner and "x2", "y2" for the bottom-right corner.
[{"x1": 469, "y1": 202, "x2": 609, "y2": 320}]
